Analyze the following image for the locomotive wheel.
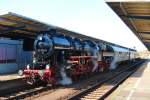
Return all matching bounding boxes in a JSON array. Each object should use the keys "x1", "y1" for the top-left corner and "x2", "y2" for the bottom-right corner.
[
  {"x1": 27, "y1": 72, "x2": 34, "y2": 85},
  {"x1": 27, "y1": 77, "x2": 36, "y2": 85},
  {"x1": 42, "y1": 81, "x2": 48, "y2": 87},
  {"x1": 51, "y1": 78, "x2": 58, "y2": 88},
  {"x1": 44, "y1": 77, "x2": 57, "y2": 87},
  {"x1": 27, "y1": 73, "x2": 41, "y2": 86},
  {"x1": 71, "y1": 69, "x2": 78, "y2": 81}
]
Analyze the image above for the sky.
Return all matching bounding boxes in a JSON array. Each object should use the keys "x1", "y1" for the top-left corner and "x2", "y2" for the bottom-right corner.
[{"x1": 0, "y1": 0, "x2": 147, "y2": 51}]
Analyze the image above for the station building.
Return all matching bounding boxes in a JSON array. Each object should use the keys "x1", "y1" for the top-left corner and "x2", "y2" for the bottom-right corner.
[{"x1": 0, "y1": 38, "x2": 32, "y2": 74}]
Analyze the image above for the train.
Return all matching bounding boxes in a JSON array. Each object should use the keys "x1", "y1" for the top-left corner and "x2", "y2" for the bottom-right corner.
[{"x1": 22, "y1": 29, "x2": 137, "y2": 86}]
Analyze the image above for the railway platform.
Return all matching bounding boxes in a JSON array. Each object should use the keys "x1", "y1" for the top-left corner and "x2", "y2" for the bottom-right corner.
[
  {"x1": 106, "y1": 60, "x2": 150, "y2": 100},
  {"x1": 0, "y1": 73, "x2": 22, "y2": 82},
  {"x1": 0, "y1": 73, "x2": 24, "y2": 91}
]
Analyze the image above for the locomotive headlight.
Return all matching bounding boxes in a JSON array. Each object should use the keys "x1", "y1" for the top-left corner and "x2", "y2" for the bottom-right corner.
[
  {"x1": 46, "y1": 64, "x2": 50, "y2": 70},
  {"x1": 33, "y1": 58, "x2": 36, "y2": 63},
  {"x1": 18, "y1": 70, "x2": 23, "y2": 76},
  {"x1": 39, "y1": 37, "x2": 42, "y2": 40},
  {"x1": 27, "y1": 64, "x2": 30, "y2": 70}
]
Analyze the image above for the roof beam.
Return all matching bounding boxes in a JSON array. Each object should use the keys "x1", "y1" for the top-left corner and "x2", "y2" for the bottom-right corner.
[
  {"x1": 140, "y1": 32, "x2": 150, "y2": 34},
  {"x1": 0, "y1": 24, "x2": 37, "y2": 33},
  {"x1": 0, "y1": 25, "x2": 25, "y2": 35},
  {"x1": 121, "y1": 15, "x2": 150, "y2": 20},
  {"x1": 8, "y1": 12, "x2": 50, "y2": 28},
  {"x1": 0, "y1": 32, "x2": 35, "y2": 39},
  {"x1": 0, "y1": 17, "x2": 46, "y2": 32}
]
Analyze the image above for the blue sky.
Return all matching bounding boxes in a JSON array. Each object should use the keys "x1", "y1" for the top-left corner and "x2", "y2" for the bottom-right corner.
[{"x1": 0, "y1": 0, "x2": 147, "y2": 51}]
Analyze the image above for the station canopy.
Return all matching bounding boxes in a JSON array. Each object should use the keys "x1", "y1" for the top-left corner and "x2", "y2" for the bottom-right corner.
[
  {"x1": 0, "y1": 12, "x2": 133, "y2": 51},
  {"x1": 0, "y1": 12, "x2": 56, "y2": 39},
  {"x1": 106, "y1": 1, "x2": 150, "y2": 50},
  {"x1": 0, "y1": 12, "x2": 103, "y2": 40}
]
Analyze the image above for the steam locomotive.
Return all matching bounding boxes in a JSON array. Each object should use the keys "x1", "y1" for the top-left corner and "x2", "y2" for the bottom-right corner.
[{"x1": 22, "y1": 30, "x2": 137, "y2": 86}]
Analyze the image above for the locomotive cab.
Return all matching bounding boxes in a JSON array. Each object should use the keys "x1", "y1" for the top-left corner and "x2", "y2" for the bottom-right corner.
[
  {"x1": 100, "y1": 44, "x2": 114, "y2": 70},
  {"x1": 102, "y1": 45, "x2": 114, "y2": 62}
]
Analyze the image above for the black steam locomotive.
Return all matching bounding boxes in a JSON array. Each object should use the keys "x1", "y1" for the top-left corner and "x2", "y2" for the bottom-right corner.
[{"x1": 23, "y1": 30, "x2": 136, "y2": 86}]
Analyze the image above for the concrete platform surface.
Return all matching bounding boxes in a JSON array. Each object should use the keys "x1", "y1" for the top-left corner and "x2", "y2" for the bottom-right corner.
[
  {"x1": 0, "y1": 73, "x2": 22, "y2": 82},
  {"x1": 106, "y1": 60, "x2": 150, "y2": 100}
]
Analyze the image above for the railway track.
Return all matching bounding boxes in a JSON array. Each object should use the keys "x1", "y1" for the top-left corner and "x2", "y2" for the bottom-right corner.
[
  {"x1": 0, "y1": 59, "x2": 145, "y2": 100},
  {"x1": 68, "y1": 60, "x2": 145, "y2": 100},
  {"x1": 0, "y1": 85, "x2": 57, "y2": 100}
]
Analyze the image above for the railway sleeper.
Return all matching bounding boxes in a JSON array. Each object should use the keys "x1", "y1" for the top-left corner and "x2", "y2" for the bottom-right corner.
[
  {"x1": 86, "y1": 90, "x2": 110, "y2": 95},
  {"x1": 81, "y1": 98, "x2": 96, "y2": 100},
  {"x1": 88, "y1": 91, "x2": 105, "y2": 94},
  {"x1": 86, "y1": 94, "x2": 103, "y2": 98},
  {"x1": 95, "y1": 86, "x2": 113, "y2": 91},
  {"x1": 82, "y1": 95, "x2": 101, "y2": 99}
]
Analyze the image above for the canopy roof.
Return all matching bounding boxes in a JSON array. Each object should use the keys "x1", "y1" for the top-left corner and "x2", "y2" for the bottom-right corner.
[
  {"x1": 0, "y1": 12, "x2": 133, "y2": 51},
  {"x1": 0, "y1": 12, "x2": 55, "y2": 39},
  {"x1": 107, "y1": 2, "x2": 150, "y2": 50}
]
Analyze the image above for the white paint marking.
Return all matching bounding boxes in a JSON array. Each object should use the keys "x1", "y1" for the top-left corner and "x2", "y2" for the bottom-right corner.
[{"x1": 126, "y1": 78, "x2": 142, "y2": 100}]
